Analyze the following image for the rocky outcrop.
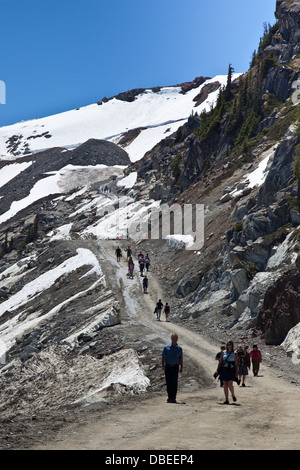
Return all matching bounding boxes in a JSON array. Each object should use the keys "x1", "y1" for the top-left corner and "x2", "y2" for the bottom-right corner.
[
  {"x1": 263, "y1": 66, "x2": 299, "y2": 102},
  {"x1": 193, "y1": 81, "x2": 221, "y2": 107},
  {"x1": 68, "y1": 139, "x2": 130, "y2": 166},
  {"x1": 256, "y1": 135, "x2": 298, "y2": 207},
  {"x1": 179, "y1": 76, "x2": 210, "y2": 94},
  {"x1": 274, "y1": 0, "x2": 300, "y2": 62},
  {"x1": 257, "y1": 265, "x2": 300, "y2": 344}
]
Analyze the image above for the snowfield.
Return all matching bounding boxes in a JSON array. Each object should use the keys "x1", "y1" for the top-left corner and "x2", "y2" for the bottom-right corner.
[{"x1": 0, "y1": 75, "x2": 242, "y2": 162}]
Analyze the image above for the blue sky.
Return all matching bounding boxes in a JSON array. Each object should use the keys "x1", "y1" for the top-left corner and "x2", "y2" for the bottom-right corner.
[{"x1": 0, "y1": 0, "x2": 276, "y2": 127}]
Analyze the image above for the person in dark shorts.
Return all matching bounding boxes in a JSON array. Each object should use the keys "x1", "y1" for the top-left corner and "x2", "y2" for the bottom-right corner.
[
  {"x1": 143, "y1": 276, "x2": 148, "y2": 294},
  {"x1": 162, "y1": 334, "x2": 183, "y2": 404},
  {"x1": 237, "y1": 345, "x2": 250, "y2": 386},
  {"x1": 156, "y1": 299, "x2": 163, "y2": 321}
]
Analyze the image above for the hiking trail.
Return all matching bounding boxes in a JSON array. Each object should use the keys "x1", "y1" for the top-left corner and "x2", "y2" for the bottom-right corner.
[{"x1": 35, "y1": 240, "x2": 300, "y2": 450}]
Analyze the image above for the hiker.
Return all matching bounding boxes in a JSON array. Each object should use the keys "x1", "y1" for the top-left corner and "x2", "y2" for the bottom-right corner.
[
  {"x1": 126, "y1": 246, "x2": 132, "y2": 260},
  {"x1": 216, "y1": 340, "x2": 239, "y2": 405},
  {"x1": 237, "y1": 346, "x2": 250, "y2": 387},
  {"x1": 244, "y1": 345, "x2": 251, "y2": 373},
  {"x1": 164, "y1": 302, "x2": 170, "y2": 321},
  {"x1": 156, "y1": 299, "x2": 163, "y2": 321},
  {"x1": 250, "y1": 344, "x2": 262, "y2": 376},
  {"x1": 139, "y1": 257, "x2": 145, "y2": 277},
  {"x1": 143, "y1": 276, "x2": 148, "y2": 294},
  {"x1": 162, "y1": 333, "x2": 183, "y2": 404},
  {"x1": 128, "y1": 260, "x2": 134, "y2": 279},
  {"x1": 215, "y1": 346, "x2": 225, "y2": 387},
  {"x1": 115, "y1": 246, "x2": 122, "y2": 262},
  {"x1": 145, "y1": 254, "x2": 150, "y2": 272}
]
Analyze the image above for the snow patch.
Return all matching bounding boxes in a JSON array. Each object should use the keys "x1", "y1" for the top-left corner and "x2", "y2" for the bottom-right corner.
[
  {"x1": 0, "y1": 161, "x2": 32, "y2": 189},
  {"x1": 116, "y1": 172, "x2": 137, "y2": 189},
  {"x1": 0, "y1": 248, "x2": 103, "y2": 318}
]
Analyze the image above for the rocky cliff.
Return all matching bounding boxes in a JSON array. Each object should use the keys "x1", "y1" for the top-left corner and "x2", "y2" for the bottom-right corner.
[{"x1": 274, "y1": 0, "x2": 300, "y2": 62}]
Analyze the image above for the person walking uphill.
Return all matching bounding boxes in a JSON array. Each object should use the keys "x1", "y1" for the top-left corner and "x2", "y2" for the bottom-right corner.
[
  {"x1": 216, "y1": 340, "x2": 239, "y2": 405},
  {"x1": 162, "y1": 334, "x2": 183, "y2": 404},
  {"x1": 164, "y1": 303, "x2": 170, "y2": 322},
  {"x1": 115, "y1": 247, "x2": 122, "y2": 262},
  {"x1": 143, "y1": 276, "x2": 148, "y2": 294}
]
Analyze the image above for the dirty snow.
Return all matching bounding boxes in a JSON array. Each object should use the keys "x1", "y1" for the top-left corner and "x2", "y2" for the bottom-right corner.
[
  {"x1": 0, "y1": 248, "x2": 105, "y2": 354},
  {"x1": 0, "y1": 248, "x2": 103, "y2": 317}
]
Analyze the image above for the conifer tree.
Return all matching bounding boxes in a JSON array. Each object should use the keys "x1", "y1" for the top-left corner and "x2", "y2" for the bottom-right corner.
[{"x1": 225, "y1": 64, "x2": 234, "y2": 101}]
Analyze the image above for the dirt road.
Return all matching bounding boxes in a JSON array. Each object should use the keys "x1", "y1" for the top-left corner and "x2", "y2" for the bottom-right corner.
[{"x1": 35, "y1": 241, "x2": 300, "y2": 450}]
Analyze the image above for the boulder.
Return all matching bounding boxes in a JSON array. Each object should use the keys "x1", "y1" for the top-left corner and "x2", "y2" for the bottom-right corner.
[
  {"x1": 245, "y1": 237, "x2": 271, "y2": 270},
  {"x1": 176, "y1": 273, "x2": 202, "y2": 297},
  {"x1": 190, "y1": 289, "x2": 231, "y2": 318},
  {"x1": 230, "y1": 268, "x2": 250, "y2": 302},
  {"x1": 290, "y1": 209, "x2": 300, "y2": 226}
]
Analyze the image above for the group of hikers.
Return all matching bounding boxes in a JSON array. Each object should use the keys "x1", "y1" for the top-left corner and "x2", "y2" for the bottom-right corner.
[
  {"x1": 161, "y1": 334, "x2": 263, "y2": 405},
  {"x1": 214, "y1": 342, "x2": 262, "y2": 404},
  {"x1": 115, "y1": 246, "x2": 150, "y2": 278},
  {"x1": 115, "y1": 245, "x2": 171, "y2": 319},
  {"x1": 154, "y1": 299, "x2": 170, "y2": 322}
]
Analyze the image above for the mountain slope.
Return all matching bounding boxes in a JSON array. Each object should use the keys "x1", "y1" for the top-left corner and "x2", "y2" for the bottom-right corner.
[{"x1": 0, "y1": 75, "x2": 240, "y2": 163}]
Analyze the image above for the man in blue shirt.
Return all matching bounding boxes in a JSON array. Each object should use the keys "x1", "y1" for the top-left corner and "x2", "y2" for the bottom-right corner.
[{"x1": 162, "y1": 333, "x2": 183, "y2": 403}]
